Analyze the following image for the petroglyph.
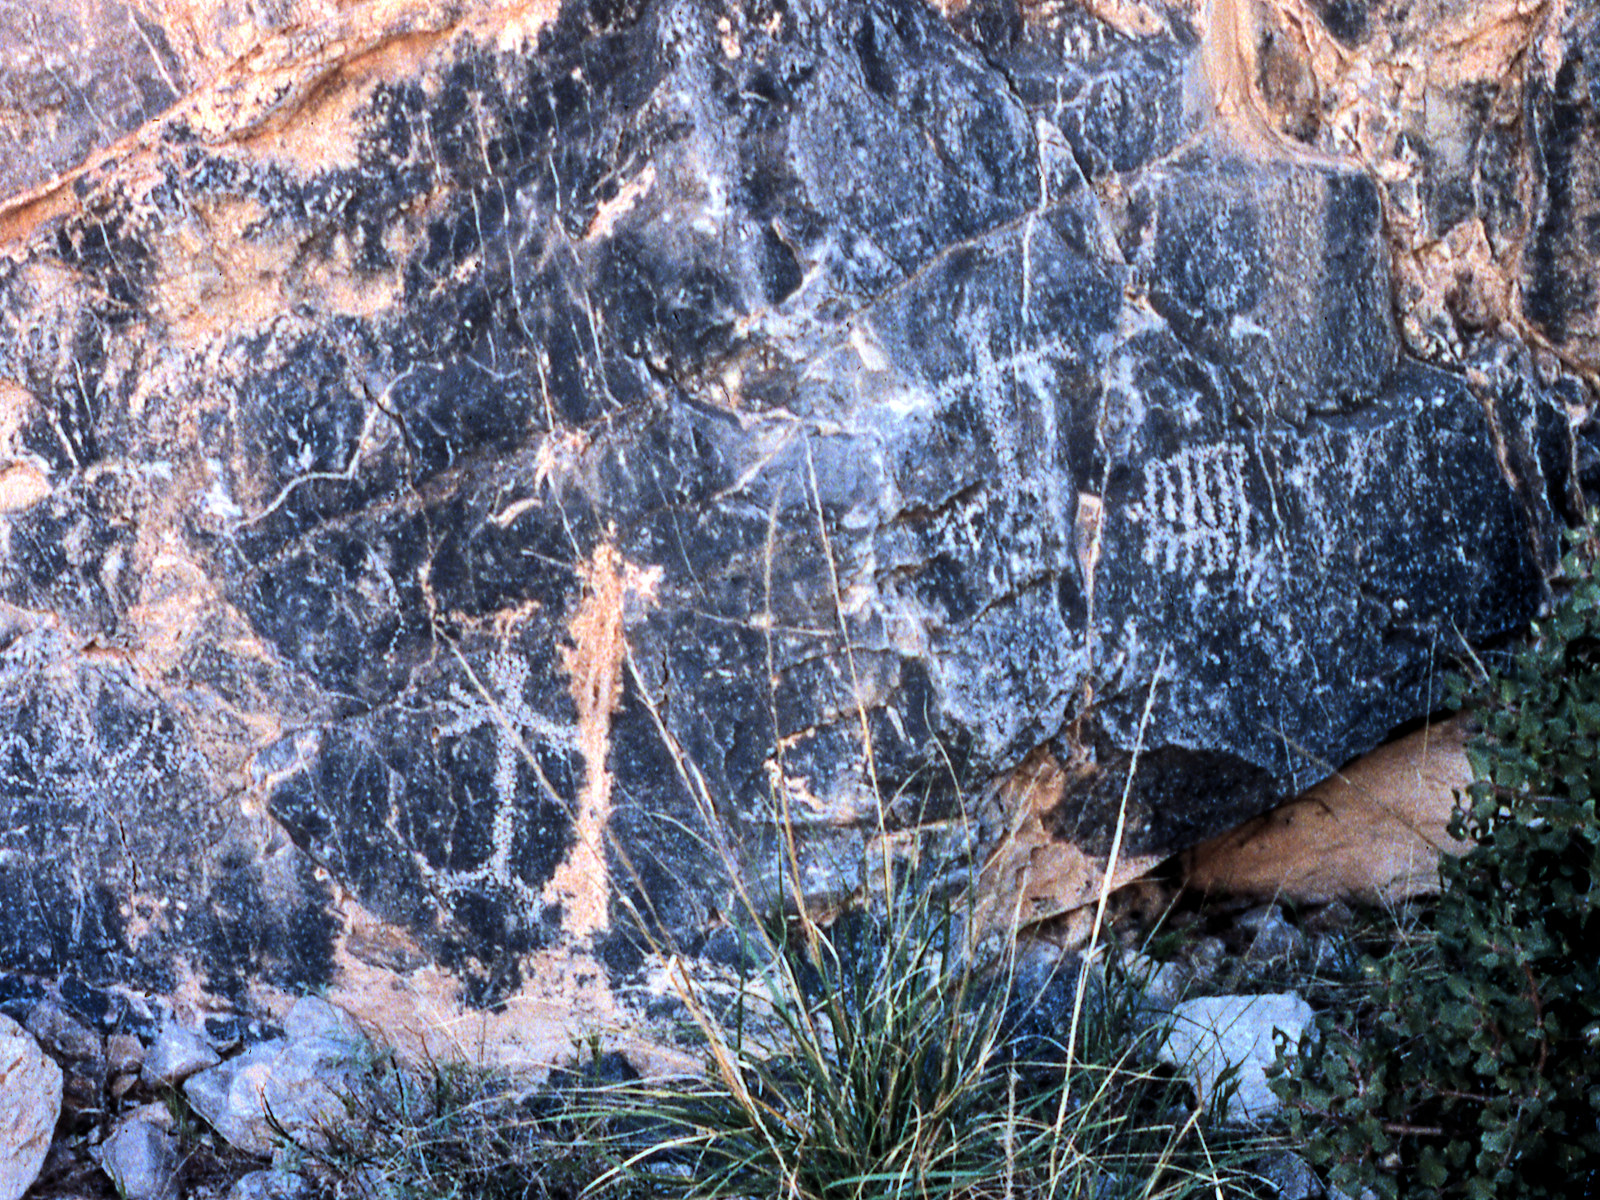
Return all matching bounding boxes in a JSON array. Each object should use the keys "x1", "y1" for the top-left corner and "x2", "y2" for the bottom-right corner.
[
  {"x1": 431, "y1": 651, "x2": 577, "y2": 911},
  {"x1": 1141, "y1": 444, "x2": 1252, "y2": 576}
]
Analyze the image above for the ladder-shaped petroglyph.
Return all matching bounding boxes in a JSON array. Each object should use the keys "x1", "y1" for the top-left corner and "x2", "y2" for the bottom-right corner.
[{"x1": 1141, "y1": 443, "x2": 1252, "y2": 576}]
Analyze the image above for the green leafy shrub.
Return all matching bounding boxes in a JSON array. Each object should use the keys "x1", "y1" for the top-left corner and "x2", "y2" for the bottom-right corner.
[{"x1": 1272, "y1": 524, "x2": 1600, "y2": 1199}]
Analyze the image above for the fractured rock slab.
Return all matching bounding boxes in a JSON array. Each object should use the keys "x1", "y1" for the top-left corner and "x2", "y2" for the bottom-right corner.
[
  {"x1": 182, "y1": 997, "x2": 367, "y2": 1157},
  {"x1": 1185, "y1": 719, "x2": 1475, "y2": 904},
  {"x1": 143, "y1": 1020, "x2": 222, "y2": 1087},
  {"x1": 96, "y1": 1106, "x2": 180, "y2": 1200},
  {"x1": 0, "y1": 0, "x2": 1591, "y2": 1049}
]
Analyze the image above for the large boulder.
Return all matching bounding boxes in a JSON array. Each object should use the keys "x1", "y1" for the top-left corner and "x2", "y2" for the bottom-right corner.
[
  {"x1": 0, "y1": 0, "x2": 1592, "y2": 1050},
  {"x1": 0, "y1": 1014, "x2": 61, "y2": 1200}
]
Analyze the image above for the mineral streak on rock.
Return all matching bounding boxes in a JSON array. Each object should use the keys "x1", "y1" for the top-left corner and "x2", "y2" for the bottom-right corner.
[{"x1": 0, "y1": 0, "x2": 1592, "y2": 1048}]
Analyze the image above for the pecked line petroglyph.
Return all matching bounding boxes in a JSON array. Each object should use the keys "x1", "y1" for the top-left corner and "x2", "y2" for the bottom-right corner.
[{"x1": 1140, "y1": 443, "x2": 1252, "y2": 577}]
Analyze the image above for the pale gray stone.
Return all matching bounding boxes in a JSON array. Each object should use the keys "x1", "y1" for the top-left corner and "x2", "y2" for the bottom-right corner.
[
  {"x1": 184, "y1": 1041, "x2": 292, "y2": 1156},
  {"x1": 1239, "y1": 905, "x2": 1306, "y2": 964},
  {"x1": 144, "y1": 1020, "x2": 222, "y2": 1086},
  {"x1": 185, "y1": 1004, "x2": 368, "y2": 1156},
  {"x1": 1188, "y1": 936, "x2": 1228, "y2": 984},
  {"x1": 1156, "y1": 992, "x2": 1315, "y2": 1125},
  {"x1": 1118, "y1": 951, "x2": 1188, "y2": 1012},
  {"x1": 228, "y1": 1168, "x2": 316, "y2": 1199},
  {"x1": 0, "y1": 1014, "x2": 62, "y2": 1200},
  {"x1": 97, "y1": 1113, "x2": 181, "y2": 1200}
]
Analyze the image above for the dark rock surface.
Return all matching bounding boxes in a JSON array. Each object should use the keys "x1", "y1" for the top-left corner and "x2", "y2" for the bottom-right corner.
[
  {"x1": 0, "y1": 0, "x2": 184, "y2": 199},
  {"x1": 1524, "y1": 0, "x2": 1600, "y2": 364},
  {"x1": 0, "y1": 0, "x2": 1593, "y2": 1044}
]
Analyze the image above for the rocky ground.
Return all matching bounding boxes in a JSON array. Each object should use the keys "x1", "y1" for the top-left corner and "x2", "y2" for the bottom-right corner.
[{"x1": 0, "y1": 879, "x2": 1412, "y2": 1200}]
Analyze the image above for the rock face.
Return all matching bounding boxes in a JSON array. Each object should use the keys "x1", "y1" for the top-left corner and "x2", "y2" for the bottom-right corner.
[{"x1": 0, "y1": 0, "x2": 1595, "y2": 1049}]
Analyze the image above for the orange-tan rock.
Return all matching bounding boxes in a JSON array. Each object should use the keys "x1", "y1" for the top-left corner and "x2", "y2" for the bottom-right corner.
[{"x1": 1185, "y1": 720, "x2": 1475, "y2": 904}]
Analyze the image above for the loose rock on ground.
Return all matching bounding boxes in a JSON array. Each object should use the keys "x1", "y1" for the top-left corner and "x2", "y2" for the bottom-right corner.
[{"x1": 1156, "y1": 992, "x2": 1316, "y2": 1125}]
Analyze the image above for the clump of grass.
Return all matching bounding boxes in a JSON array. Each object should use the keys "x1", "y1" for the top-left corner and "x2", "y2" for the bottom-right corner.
[
  {"x1": 526, "y1": 498, "x2": 1259, "y2": 1196},
  {"x1": 587, "y1": 882, "x2": 1269, "y2": 1200},
  {"x1": 579, "y1": 652, "x2": 1277, "y2": 1200}
]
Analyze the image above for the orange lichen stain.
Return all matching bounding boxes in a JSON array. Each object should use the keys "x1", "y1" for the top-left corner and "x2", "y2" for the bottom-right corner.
[
  {"x1": 0, "y1": 380, "x2": 34, "y2": 448},
  {"x1": 1199, "y1": 0, "x2": 1301, "y2": 158},
  {"x1": 1192, "y1": 0, "x2": 1352, "y2": 167},
  {"x1": 254, "y1": 901, "x2": 696, "y2": 1076},
  {"x1": 223, "y1": 29, "x2": 445, "y2": 168},
  {"x1": 716, "y1": 13, "x2": 742, "y2": 58},
  {"x1": 126, "y1": 549, "x2": 221, "y2": 677},
  {"x1": 185, "y1": 0, "x2": 557, "y2": 165},
  {"x1": 765, "y1": 756, "x2": 866, "y2": 828},
  {"x1": 298, "y1": 226, "x2": 407, "y2": 319},
  {"x1": 167, "y1": 955, "x2": 226, "y2": 1023},
  {"x1": 976, "y1": 749, "x2": 1158, "y2": 942},
  {"x1": 1071, "y1": 0, "x2": 1172, "y2": 39},
  {"x1": 188, "y1": 0, "x2": 444, "y2": 148},
  {"x1": 532, "y1": 428, "x2": 591, "y2": 493},
  {"x1": 0, "y1": 464, "x2": 50, "y2": 514},
  {"x1": 471, "y1": 0, "x2": 561, "y2": 52},
  {"x1": 150, "y1": 191, "x2": 404, "y2": 338},
  {"x1": 149, "y1": 194, "x2": 288, "y2": 333},
  {"x1": 1394, "y1": 216, "x2": 1519, "y2": 352},
  {"x1": 120, "y1": 893, "x2": 174, "y2": 951},
  {"x1": 135, "y1": 0, "x2": 340, "y2": 69},
  {"x1": 542, "y1": 542, "x2": 662, "y2": 937}
]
